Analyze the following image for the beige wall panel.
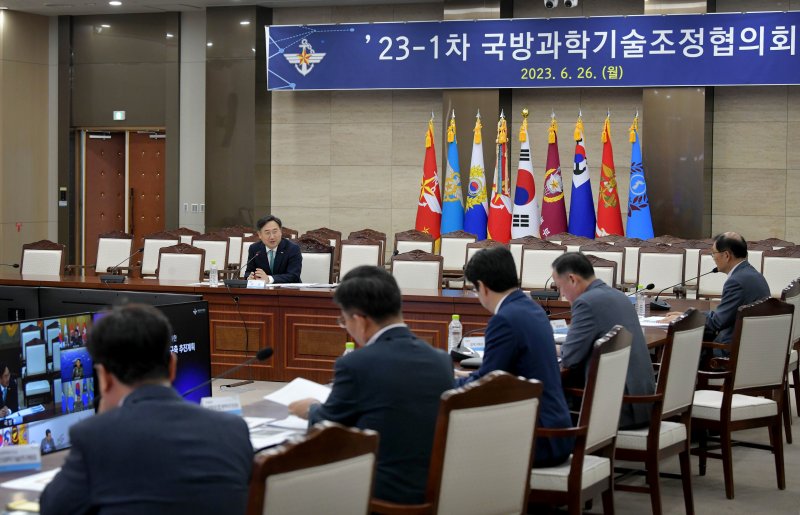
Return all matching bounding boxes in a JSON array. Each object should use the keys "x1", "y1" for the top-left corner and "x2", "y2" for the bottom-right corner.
[
  {"x1": 332, "y1": 123, "x2": 392, "y2": 166},
  {"x1": 331, "y1": 5, "x2": 395, "y2": 23},
  {"x1": 393, "y1": 91, "x2": 443, "y2": 124},
  {"x1": 1, "y1": 222, "x2": 51, "y2": 264},
  {"x1": 331, "y1": 91, "x2": 392, "y2": 124},
  {"x1": 271, "y1": 92, "x2": 331, "y2": 125},
  {"x1": 393, "y1": 4, "x2": 444, "y2": 21},
  {"x1": 278, "y1": 206, "x2": 331, "y2": 235},
  {"x1": 392, "y1": 165, "x2": 423, "y2": 210},
  {"x1": 0, "y1": 11, "x2": 48, "y2": 64},
  {"x1": 713, "y1": 86, "x2": 788, "y2": 123},
  {"x1": 786, "y1": 169, "x2": 800, "y2": 218},
  {"x1": 392, "y1": 122, "x2": 428, "y2": 166},
  {"x1": 330, "y1": 165, "x2": 391, "y2": 208},
  {"x1": 716, "y1": 0, "x2": 787, "y2": 12},
  {"x1": 331, "y1": 207, "x2": 392, "y2": 241},
  {"x1": 514, "y1": 0, "x2": 641, "y2": 18},
  {"x1": 271, "y1": 165, "x2": 331, "y2": 208},
  {"x1": 391, "y1": 207, "x2": 418, "y2": 236},
  {"x1": 712, "y1": 215, "x2": 786, "y2": 241},
  {"x1": 271, "y1": 123, "x2": 332, "y2": 166},
  {"x1": 789, "y1": 86, "x2": 800, "y2": 122},
  {"x1": 273, "y1": 7, "x2": 332, "y2": 25},
  {"x1": 712, "y1": 169, "x2": 786, "y2": 216},
  {"x1": 713, "y1": 122, "x2": 787, "y2": 170},
  {"x1": 788, "y1": 122, "x2": 800, "y2": 170},
  {"x1": 785, "y1": 217, "x2": 800, "y2": 244}
]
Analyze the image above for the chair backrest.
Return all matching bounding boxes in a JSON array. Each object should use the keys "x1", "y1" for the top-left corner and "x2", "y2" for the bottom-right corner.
[
  {"x1": 141, "y1": 231, "x2": 180, "y2": 276},
  {"x1": 20, "y1": 240, "x2": 65, "y2": 276},
  {"x1": 281, "y1": 226, "x2": 299, "y2": 240},
  {"x1": 25, "y1": 339, "x2": 47, "y2": 376},
  {"x1": 753, "y1": 237, "x2": 795, "y2": 250},
  {"x1": 696, "y1": 251, "x2": 727, "y2": 298},
  {"x1": 95, "y1": 231, "x2": 134, "y2": 274},
  {"x1": 439, "y1": 230, "x2": 477, "y2": 273},
  {"x1": 595, "y1": 234, "x2": 628, "y2": 245},
  {"x1": 170, "y1": 227, "x2": 201, "y2": 245},
  {"x1": 580, "y1": 242, "x2": 624, "y2": 287},
  {"x1": 519, "y1": 241, "x2": 566, "y2": 289},
  {"x1": 584, "y1": 255, "x2": 618, "y2": 289},
  {"x1": 620, "y1": 238, "x2": 656, "y2": 285},
  {"x1": 298, "y1": 236, "x2": 334, "y2": 284},
  {"x1": 394, "y1": 229, "x2": 435, "y2": 254},
  {"x1": 427, "y1": 371, "x2": 542, "y2": 515},
  {"x1": 509, "y1": 236, "x2": 543, "y2": 280},
  {"x1": 761, "y1": 246, "x2": 800, "y2": 297},
  {"x1": 192, "y1": 233, "x2": 230, "y2": 273},
  {"x1": 545, "y1": 232, "x2": 573, "y2": 245},
  {"x1": 637, "y1": 244, "x2": 685, "y2": 293},
  {"x1": 672, "y1": 240, "x2": 712, "y2": 286},
  {"x1": 247, "y1": 422, "x2": 378, "y2": 515},
  {"x1": 781, "y1": 279, "x2": 800, "y2": 345},
  {"x1": 349, "y1": 229, "x2": 387, "y2": 260},
  {"x1": 239, "y1": 236, "x2": 261, "y2": 277},
  {"x1": 339, "y1": 239, "x2": 383, "y2": 279},
  {"x1": 735, "y1": 241, "x2": 772, "y2": 274},
  {"x1": 560, "y1": 235, "x2": 595, "y2": 254},
  {"x1": 219, "y1": 227, "x2": 249, "y2": 268},
  {"x1": 647, "y1": 234, "x2": 685, "y2": 245},
  {"x1": 305, "y1": 228, "x2": 342, "y2": 268},
  {"x1": 581, "y1": 325, "x2": 633, "y2": 452},
  {"x1": 465, "y1": 240, "x2": 507, "y2": 270},
  {"x1": 659, "y1": 309, "x2": 706, "y2": 416},
  {"x1": 730, "y1": 297, "x2": 794, "y2": 391},
  {"x1": 391, "y1": 250, "x2": 443, "y2": 292},
  {"x1": 157, "y1": 243, "x2": 205, "y2": 282}
]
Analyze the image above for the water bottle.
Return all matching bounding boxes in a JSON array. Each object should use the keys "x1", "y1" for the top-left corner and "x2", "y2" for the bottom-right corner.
[
  {"x1": 209, "y1": 259, "x2": 219, "y2": 287},
  {"x1": 448, "y1": 314, "x2": 462, "y2": 353},
  {"x1": 636, "y1": 288, "x2": 646, "y2": 318},
  {"x1": 343, "y1": 341, "x2": 355, "y2": 356}
]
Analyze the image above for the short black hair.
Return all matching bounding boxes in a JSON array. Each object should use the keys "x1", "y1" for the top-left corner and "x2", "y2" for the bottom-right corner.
[
  {"x1": 256, "y1": 215, "x2": 282, "y2": 231},
  {"x1": 713, "y1": 232, "x2": 748, "y2": 259},
  {"x1": 45, "y1": 429, "x2": 51, "y2": 436},
  {"x1": 87, "y1": 304, "x2": 172, "y2": 386},
  {"x1": 0, "y1": 362, "x2": 8, "y2": 375},
  {"x1": 464, "y1": 247, "x2": 519, "y2": 292},
  {"x1": 333, "y1": 266, "x2": 401, "y2": 324},
  {"x1": 552, "y1": 252, "x2": 595, "y2": 280}
]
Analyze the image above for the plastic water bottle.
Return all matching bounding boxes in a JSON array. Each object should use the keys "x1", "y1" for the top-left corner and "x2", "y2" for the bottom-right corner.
[
  {"x1": 343, "y1": 341, "x2": 355, "y2": 356},
  {"x1": 209, "y1": 259, "x2": 219, "y2": 287},
  {"x1": 448, "y1": 314, "x2": 462, "y2": 353},
  {"x1": 636, "y1": 289, "x2": 646, "y2": 318}
]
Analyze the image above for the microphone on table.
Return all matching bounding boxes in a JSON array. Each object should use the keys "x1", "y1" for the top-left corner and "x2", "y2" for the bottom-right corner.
[
  {"x1": 0, "y1": 263, "x2": 19, "y2": 268},
  {"x1": 450, "y1": 327, "x2": 486, "y2": 362},
  {"x1": 530, "y1": 275, "x2": 559, "y2": 301},
  {"x1": 181, "y1": 347, "x2": 274, "y2": 398},
  {"x1": 627, "y1": 283, "x2": 655, "y2": 296},
  {"x1": 224, "y1": 251, "x2": 261, "y2": 288},
  {"x1": 650, "y1": 267, "x2": 718, "y2": 311},
  {"x1": 101, "y1": 247, "x2": 144, "y2": 283}
]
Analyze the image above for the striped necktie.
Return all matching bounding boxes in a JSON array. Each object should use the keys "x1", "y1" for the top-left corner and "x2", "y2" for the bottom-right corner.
[{"x1": 268, "y1": 249, "x2": 274, "y2": 270}]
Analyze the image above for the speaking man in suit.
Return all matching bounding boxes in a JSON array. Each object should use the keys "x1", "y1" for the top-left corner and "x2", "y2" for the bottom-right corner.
[
  {"x1": 40, "y1": 304, "x2": 252, "y2": 515},
  {"x1": 288, "y1": 266, "x2": 453, "y2": 505},
  {"x1": 245, "y1": 215, "x2": 302, "y2": 283},
  {"x1": 456, "y1": 247, "x2": 573, "y2": 467},
  {"x1": 552, "y1": 252, "x2": 655, "y2": 429},
  {"x1": 0, "y1": 362, "x2": 18, "y2": 417}
]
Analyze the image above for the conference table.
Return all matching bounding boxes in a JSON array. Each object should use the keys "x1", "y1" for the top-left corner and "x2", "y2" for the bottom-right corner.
[{"x1": 0, "y1": 272, "x2": 712, "y2": 384}]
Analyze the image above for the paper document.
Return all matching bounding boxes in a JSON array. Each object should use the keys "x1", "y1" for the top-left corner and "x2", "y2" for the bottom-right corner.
[
  {"x1": 0, "y1": 467, "x2": 61, "y2": 492},
  {"x1": 639, "y1": 316, "x2": 670, "y2": 328},
  {"x1": 249, "y1": 426, "x2": 298, "y2": 451},
  {"x1": 264, "y1": 378, "x2": 331, "y2": 406},
  {"x1": 269, "y1": 415, "x2": 310, "y2": 430},
  {"x1": 243, "y1": 416, "x2": 275, "y2": 430}
]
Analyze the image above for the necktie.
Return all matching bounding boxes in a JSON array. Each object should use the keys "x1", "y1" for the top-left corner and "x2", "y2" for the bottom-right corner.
[{"x1": 268, "y1": 249, "x2": 274, "y2": 270}]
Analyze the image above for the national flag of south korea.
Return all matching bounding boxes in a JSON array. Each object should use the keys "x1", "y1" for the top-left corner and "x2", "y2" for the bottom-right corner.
[{"x1": 511, "y1": 109, "x2": 541, "y2": 238}]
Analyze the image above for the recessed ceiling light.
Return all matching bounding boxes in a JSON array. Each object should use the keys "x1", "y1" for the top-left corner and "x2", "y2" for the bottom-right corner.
[
  {"x1": 101, "y1": 24, "x2": 110, "y2": 28},
  {"x1": 207, "y1": 42, "x2": 213, "y2": 47},
  {"x1": 166, "y1": 33, "x2": 174, "y2": 38},
  {"x1": 109, "y1": 1, "x2": 121, "y2": 6},
  {"x1": 240, "y1": 20, "x2": 250, "y2": 25}
]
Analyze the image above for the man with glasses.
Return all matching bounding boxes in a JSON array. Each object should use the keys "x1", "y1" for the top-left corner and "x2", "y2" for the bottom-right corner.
[
  {"x1": 288, "y1": 266, "x2": 453, "y2": 505},
  {"x1": 245, "y1": 215, "x2": 302, "y2": 283}
]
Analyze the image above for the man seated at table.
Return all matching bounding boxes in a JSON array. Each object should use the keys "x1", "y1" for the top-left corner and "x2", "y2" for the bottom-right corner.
[
  {"x1": 40, "y1": 304, "x2": 252, "y2": 515},
  {"x1": 455, "y1": 246, "x2": 573, "y2": 466},
  {"x1": 552, "y1": 252, "x2": 655, "y2": 429},
  {"x1": 288, "y1": 266, "x2": 453, "y2": 505},
  {"x1": 245, "y1": 214, "x2": 302, "y2": 283}
]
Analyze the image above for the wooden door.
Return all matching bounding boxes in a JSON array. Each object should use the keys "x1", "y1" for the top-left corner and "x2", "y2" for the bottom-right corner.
[
  {"x1": 129, "y1": 132, "x2": 166, "y2": 250},
  {"x1": 83, "y1": 132, "x2": 126, "y2": 274}
]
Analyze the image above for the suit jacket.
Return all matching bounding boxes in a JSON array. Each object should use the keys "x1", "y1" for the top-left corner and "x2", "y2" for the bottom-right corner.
[
  {"x1": 2, "y1": 381, "x2": 18, "y2": 413},
  {"x1": 244, "y1": 238, "x2": 302, "y2": 284},
  {"x1": 705, "y1": 260, "x2": 770, "y2": 344},
  {"x1": 456, "y1": 289, "x2": 573, "y2": 466},
  {"x1": 40, "y1": 385, "x2": 252, "y2": 515},
  {"x1": 308, "y1": 326, "x2": 454, "y2": 504},
  {"x1": 560, "y1": 279, "x2": 656, "y2": 429}
]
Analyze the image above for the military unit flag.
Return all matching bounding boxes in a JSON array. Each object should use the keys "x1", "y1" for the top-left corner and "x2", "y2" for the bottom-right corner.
[
  {"x1": 567, "y1": 115, "x2": 596, "y2": 239},
  {"x1": 511, "y1": 109, "x2": 541, "y2": 239},
  {"x1": 414, "y1": 117, "x2": 442, "y2": 245},
  {"x1": 441, "y1": 111, "x2": 465, "y2": 234},
  {"x1": 487, "y1": 112, "x2": 512, "y2": 243},
  {"x1": 464, "y1": 112, "x2": 489, "y2": 240},
  {"x1": 626, "y1": 115, "x2": 655, "y2": 239},
  {"x1": 540, "y1": 115, "x2": 568, "y2": 238},
  {"x1": 595, "y1": 116, "x2": 624, "y2": 237}
]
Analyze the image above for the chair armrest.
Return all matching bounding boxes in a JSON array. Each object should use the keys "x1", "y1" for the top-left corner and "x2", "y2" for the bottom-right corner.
[
  {"x1": 622, "y1": 393, "x2": 662, "y2": 404},
  {"x1": 535, "y1": 426, "x2": 587, "y2": 439},
  {"x1": 369, "y1": 499, "x2": 432, "y2": 515},
  {"x1": 563, "y1": 387, "x2": 585, "y2": 397},
  {"x1": 701, "y1": 341, "x2": 728, "y2": 350}
]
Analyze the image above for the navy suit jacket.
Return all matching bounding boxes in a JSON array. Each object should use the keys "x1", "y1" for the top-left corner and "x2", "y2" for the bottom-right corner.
[
  {"x1": 560, "y1": 279, "x2": 656, "y2": 429},
  {"x1": 244, "y1": 238, "x2": 302, "y2": 284},
  {"x1": 456, "y1": 289, "x2": 574, "y2": 466},
  {"x1": 308, "y1": 326, "x2": 454, "y2": 504},
  {"x1": 705, "y1": 260, "x2": 770, "y2": 344},
  {"x1": 40, "y1": 385, "x2": 252, "y2": 515}
]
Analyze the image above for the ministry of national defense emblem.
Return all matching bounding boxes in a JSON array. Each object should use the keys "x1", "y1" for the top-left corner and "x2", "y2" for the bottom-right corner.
[{"x1": 284, "y1": 39, "x2": 326, "y2": 76}]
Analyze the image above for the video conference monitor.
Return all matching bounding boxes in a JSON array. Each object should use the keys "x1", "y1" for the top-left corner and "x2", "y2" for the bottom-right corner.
[
  {"x1": 0, "y1": 300, "x2": 212, "y2": 454},
  {"x1": 0, "y1": 286, "x2": 39, "y2": 323},
  {"x1": 38, "y1": 287, "x2": 202, "y2": 317}
]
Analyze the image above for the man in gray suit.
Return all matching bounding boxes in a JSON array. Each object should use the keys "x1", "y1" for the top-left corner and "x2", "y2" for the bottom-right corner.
[{"x1": 552, "y1": 253, "x2": 655, "y2": 429}]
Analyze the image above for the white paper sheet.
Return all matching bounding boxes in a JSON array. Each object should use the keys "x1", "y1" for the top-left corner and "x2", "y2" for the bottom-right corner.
[
  {"x1": 249, "y1": 427, "x2": 298, "y2": 451},
  {"x1": 243, "y1": 416, "x2": 275, "y2": 430},
  {"x1": 269, "y1": 415, "x2": 310, "y2": 430},
  {"x1": 263, "y1": 378, "x2": 331, "y2": 406},
  {"x1": 0, "y1": 467, "x2": 61, "y2": 492},
  {"x1": 639, "y1": 316, "x2": 670, "y2": 328}
]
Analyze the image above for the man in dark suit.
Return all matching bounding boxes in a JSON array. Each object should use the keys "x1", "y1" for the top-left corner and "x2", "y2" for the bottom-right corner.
[
  {"x1": 288, "y1": 266, "x2": 453, "y2": 505},
  {"x1": 553, "y1": 252, "x2": 655, "y2": 429},
  {"x1": 244, "y1": 215, "x2": 302, "y2": 283},
  {"x1": 456, "y1": 247, "x2": 573, "y2": 467},
  {"x1": 0, "y1": 362, "x2": 18, "y2": 417},
  {"x1": 40, "y1": 304, "x2": 252, "y2": 515}
]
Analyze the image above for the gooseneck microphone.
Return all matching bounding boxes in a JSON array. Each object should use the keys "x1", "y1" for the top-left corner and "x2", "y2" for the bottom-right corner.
[
  {"x1": 627, "y1": 283, "x2": 655, "y2": 296},
  {"x1": 0, "y1": 263, "x2": 20, "y2": 268},
  {"x1": 530, "y1": 275, "x2": 559, "y2": 300},
  {"x1": 181, "y1": 347, "x2": 273, "y2": 397},
  {"x1": 650, "y1": 268, "x2": 718, "y2": 311},
  {"x1": 224, "y1": 251, "x2": 261, "y2": 288},
  {"x1": 101, "y1": 247, "x2": 144, "y2": 283},
  {"x1": 450, "y1": 327, "x2": 486, "y2": 361}
]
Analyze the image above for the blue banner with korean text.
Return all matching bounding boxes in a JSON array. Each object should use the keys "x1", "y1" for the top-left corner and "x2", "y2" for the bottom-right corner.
[{"x1": 266, "y1": 11, "x2": 799, "y2": 91}]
